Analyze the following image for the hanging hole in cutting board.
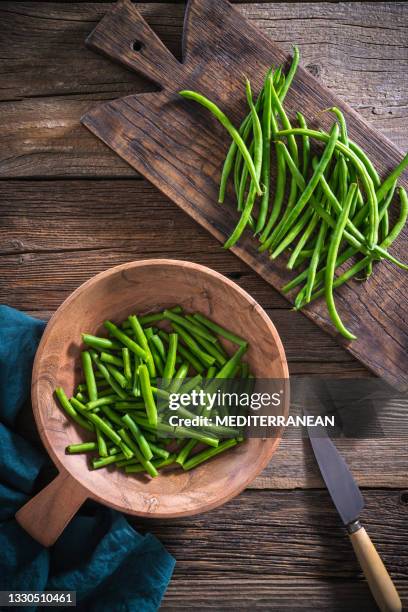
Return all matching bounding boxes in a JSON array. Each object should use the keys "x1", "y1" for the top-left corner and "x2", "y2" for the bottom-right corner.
[{"x1": 132, "y1": 40, "x2": 143, "y2": 52}]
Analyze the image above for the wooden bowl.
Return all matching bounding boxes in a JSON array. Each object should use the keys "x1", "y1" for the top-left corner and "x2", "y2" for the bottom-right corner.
[{"x1": 16, "y1": 260, "x2": 288, "y2": 546}]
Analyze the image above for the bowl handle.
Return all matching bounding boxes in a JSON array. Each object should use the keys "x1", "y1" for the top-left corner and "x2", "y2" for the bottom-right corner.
[{"x1": 15, "y1": 469, "x2": 88, "y2": 547}]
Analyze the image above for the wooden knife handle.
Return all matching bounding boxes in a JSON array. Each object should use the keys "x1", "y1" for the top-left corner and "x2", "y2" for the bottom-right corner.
[
  {"x1": 349, "y1": 525, "x2": 401, "y2": 612},
  {"x1": 85, "y1": 0, "x2": 185, "y2": 89},
  {"x1": 15, "y1": 470, "x2": 88, "y2": 547}
]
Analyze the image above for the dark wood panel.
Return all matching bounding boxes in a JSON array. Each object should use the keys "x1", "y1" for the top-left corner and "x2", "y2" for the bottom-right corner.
[
  {"x1": 161, "y1": 578, "x2": 408, "y2": 611},
  {"x1": 0, "y1": 2, "x2": 406, "y2": 177},
  {"x1": 130, "y1": 489, "x2": 408, "y2": 609}
]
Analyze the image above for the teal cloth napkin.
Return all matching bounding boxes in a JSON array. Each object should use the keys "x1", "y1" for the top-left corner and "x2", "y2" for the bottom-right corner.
[{"x1": 0, "y1": 305, "x2": 175, "y2": 612}]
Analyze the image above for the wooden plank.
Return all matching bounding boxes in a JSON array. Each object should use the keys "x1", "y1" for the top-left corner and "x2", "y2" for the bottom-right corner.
[
  {"x1": 0, "y1": 178, "x2": 360, "y2": 363},
  {"x1": 80, "y1": 0, "x2": 408, "y2": 388},
  {"x1": 130, "y1": 489, "x2": 408, "y2": 609},
  {"x1": 161, "y1": 578, "x2": 408, "y2": 611},
  {"x1": 0, "y1": 2, "x2": 406, "y2": 177}
]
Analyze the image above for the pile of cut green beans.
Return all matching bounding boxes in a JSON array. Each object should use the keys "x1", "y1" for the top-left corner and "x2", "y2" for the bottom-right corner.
[
  {"x1": 179, "y1": 47, "x2": 408, "y2": 340},
  {"x1": 55, "y1": 307, "x2": 249, "y2": 476}
]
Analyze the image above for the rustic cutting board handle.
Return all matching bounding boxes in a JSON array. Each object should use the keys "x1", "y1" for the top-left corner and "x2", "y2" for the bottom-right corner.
[
  {"x1": 85, "y1": 0, "x2": 185, "y2": 89},
  {"x1": 15, "y1": 470, "x2": 88, "y2": 547},
  {"x1": 349, "y1": 526, "x2": 401, "y2": 612}
]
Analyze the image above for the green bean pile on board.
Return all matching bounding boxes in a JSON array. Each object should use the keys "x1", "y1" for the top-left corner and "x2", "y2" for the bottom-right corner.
[
  {"x1": 179, "y1": 47, "x2": 408, "y2": 340},
  {"x1": 55, "y1": 307, "x2": 249, "y2": 477}
]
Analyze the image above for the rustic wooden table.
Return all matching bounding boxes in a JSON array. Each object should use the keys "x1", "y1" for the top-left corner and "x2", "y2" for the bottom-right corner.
[{"x1": 0, "y1": 2, "x2": 407, "y2": 610}]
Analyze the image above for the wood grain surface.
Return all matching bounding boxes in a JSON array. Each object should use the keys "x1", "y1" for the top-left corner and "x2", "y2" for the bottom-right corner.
[
  {"x1": 0, "y1": 2, "x2": 406, "y2": 178},
  {"x1": 80, "y1": 0, "x2": 408, "y2": 388},
  {"x1": 1, "y1": 2, "x2": 407, "y2": 610},
  {"x1": 147, "y1": 489, "x2": 408, "y2": 610}
]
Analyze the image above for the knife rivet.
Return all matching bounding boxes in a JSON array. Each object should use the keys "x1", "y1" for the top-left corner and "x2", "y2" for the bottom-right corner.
[{"x1": 399, "y1": 491, "x2": 408, "y2": 505}]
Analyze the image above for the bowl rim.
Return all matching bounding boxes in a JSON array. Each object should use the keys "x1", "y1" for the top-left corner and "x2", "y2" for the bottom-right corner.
[{"x1": 32, "y1": 258, "x2": 289, "y2": 517}]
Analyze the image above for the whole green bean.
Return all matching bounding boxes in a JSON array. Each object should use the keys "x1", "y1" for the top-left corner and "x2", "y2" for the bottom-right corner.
[
  {"x1": 223, "y1": 79, "x2": 263, "y2": 249},
  {"x1": 348, "y1": 140, "x2": 381, "y2": 188},
  {"x1": 270, "y1": 207, "x2": 314, "y2": 259},
  {"x1": 179, "y1": 90, "x2": 263, "y2": 195},
  {"x1": 377, "y1": 153, "x2": 408, "y2": 203},
  {"x1": 338, "y1": 155, "x2": 348, "y2": 203},
  {"x1": 256, "y1": 70, "x2": 273, "y2": 233},
  {"x1": 237, "y1": 140, "x2": 253, "y2": 212},
  {"x1": 329, "y1": 107, "x2": 349, "y2": 147},
  {"x1": 287, "y1": 212, "x2": 320, "y2": 269},
  {"x1": 278, "y1": 46, "x2": 300, "y2": 101},
  {"x1": 297, "y1": 111, "x2": 310, "y2": 177},
  {"x1": 275, "y1": 140, "x2": 405, "y2": 269},
  {"x1": 309, "y1": 187, "x2": 408, "y2": 304},
  {"x1": 271, "y1": 123, "x2": 339, "y2": 246},
  {"x1": 277, "y1": 127, "x2": 379, "y2": 247},
  {"x1": 221, "y1": 86, "x2": 264, "y2": 204},
  {"x1": 304, "y1": 207, "x2": 330, "y2": 303},
  {"x1": 325, "y1": 183, "x2": 358, "y2": 340},
  {"x1": 258, "y1": 135, "x2": 286, "y2": 246}
]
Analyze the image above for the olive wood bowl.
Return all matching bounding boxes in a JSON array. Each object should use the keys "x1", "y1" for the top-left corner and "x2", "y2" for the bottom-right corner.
[{"x1": 16, "y1": 259, "x2": 288, "y2": 546}]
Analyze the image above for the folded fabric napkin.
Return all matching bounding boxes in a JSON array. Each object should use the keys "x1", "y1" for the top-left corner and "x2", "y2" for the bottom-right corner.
[{"x1": 0, "y1": 305, "x2": 175, "y2": 612}]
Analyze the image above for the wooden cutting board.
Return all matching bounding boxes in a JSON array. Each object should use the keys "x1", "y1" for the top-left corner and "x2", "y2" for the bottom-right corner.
[{"x1": 81, "y1": 0, "x2": 408, "y2": 389}]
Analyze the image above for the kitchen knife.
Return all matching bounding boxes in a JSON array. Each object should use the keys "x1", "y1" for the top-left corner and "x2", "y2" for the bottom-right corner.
[{"x1": 306, "y1": 414, "x2": 401, "y2": 612}]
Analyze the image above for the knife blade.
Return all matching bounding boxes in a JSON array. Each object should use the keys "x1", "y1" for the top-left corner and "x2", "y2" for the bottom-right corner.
[
  {"x1": 306, "y1": 418, "x2": 364, "y2": 528},
  {"x1": 305, "y1": 412, "x2": 401, "y2": 612}
]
